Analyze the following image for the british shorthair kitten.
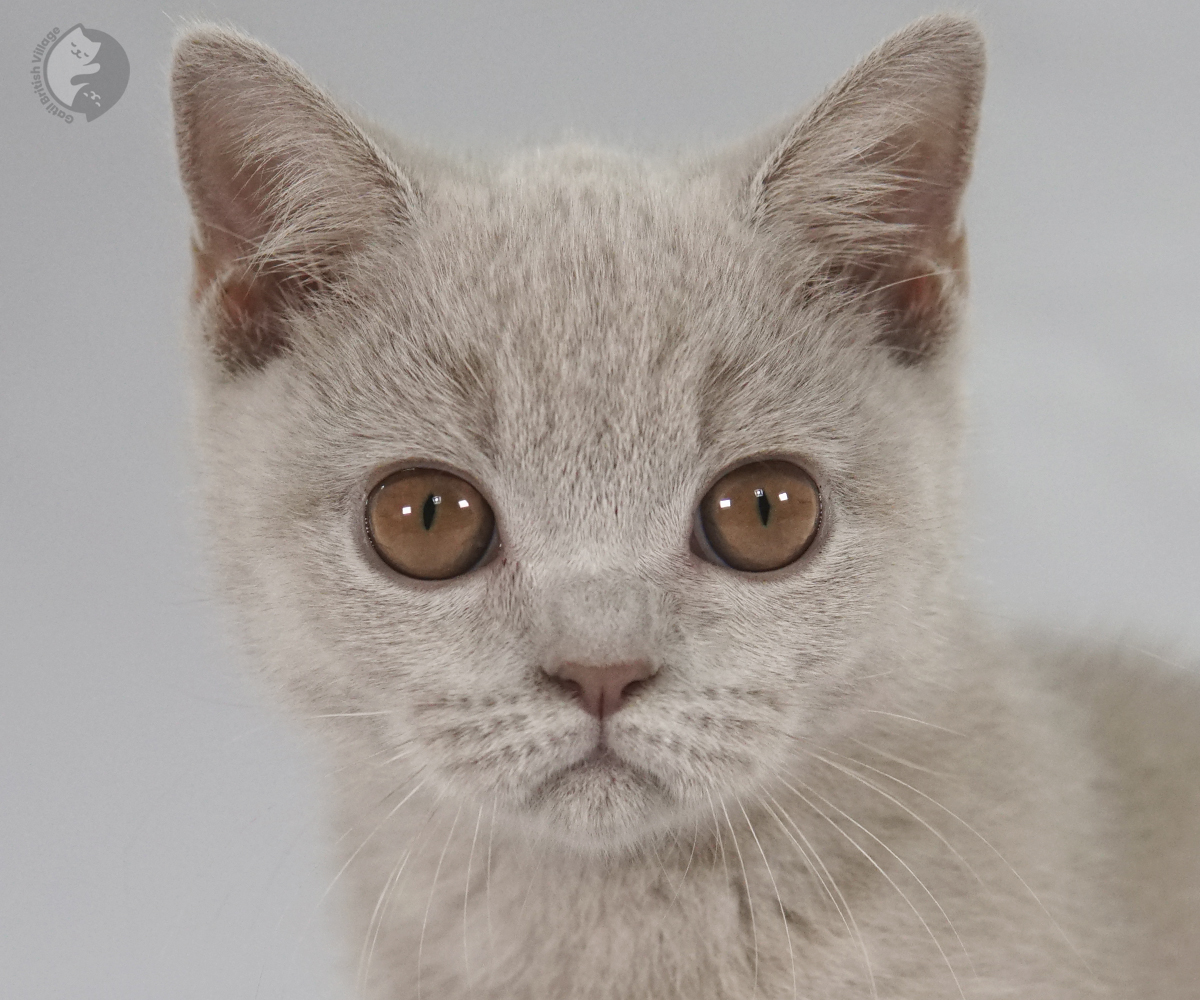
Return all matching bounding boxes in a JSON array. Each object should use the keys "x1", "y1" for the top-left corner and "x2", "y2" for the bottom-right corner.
[{"x1": 171, "y1": 14, "x2": 1199, "y2": 999}]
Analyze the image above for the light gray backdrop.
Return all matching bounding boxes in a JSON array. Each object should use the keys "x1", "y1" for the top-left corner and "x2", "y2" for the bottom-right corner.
[{"x1": 2, "y1": 1, "x2": 1197, "y2": 997}]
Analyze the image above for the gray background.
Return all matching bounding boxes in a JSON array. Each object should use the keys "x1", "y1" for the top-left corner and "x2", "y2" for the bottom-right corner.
[{"x1": 2, "y1": 1, "x2": 1197, "y2": 997}]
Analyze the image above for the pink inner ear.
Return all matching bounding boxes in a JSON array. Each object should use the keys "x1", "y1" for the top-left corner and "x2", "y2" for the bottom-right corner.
[
  {"x1": 192, "y1": 141, "x2": 276, "y2": 281},
  {"x1": 892, "y1": 269, "x2": 947, "y2": 338},
  {"x1": 901, "y1": 273, "x2": 936, "y2": 316},
  {"x1": 881, "y1": 223, "x2": 968, "y2": 359},
  {"x1": 185, "y1": 134, "x2": 301, "y2": 367},
  {"x1": 217, "y1": 272, "x2": 262, "y2": 327},
  {"x1": 190, "y1": 218, "x2": 255, "y2": 300},
  {"x1": 200, "y1": 262, "x2": 294, "y2": 371},
  {"x1": 190, "y1": 224, "x2": 295, "y2": 371}
]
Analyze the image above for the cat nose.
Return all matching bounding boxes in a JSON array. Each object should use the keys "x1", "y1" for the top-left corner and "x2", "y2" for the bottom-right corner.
[{"x1": 546, "y1": 661, "x2": 655, "y2": 720}]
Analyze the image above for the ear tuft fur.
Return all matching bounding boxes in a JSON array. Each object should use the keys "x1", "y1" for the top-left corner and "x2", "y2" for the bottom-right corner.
[{"x1": 171, "y1": 25, "x2": 414, "y2": 373}]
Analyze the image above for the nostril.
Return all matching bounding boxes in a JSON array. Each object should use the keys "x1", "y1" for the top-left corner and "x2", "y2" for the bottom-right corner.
[{"x1": 549, "y1": 674, "x2": 583, "y2": 699}]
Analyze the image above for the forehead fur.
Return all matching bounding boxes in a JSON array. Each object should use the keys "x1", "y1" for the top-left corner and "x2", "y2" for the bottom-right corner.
[{"x1": 271, "y1": 140, "x2": 925, "y2": 501}]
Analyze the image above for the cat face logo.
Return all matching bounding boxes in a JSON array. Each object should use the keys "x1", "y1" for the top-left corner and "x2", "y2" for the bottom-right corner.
[{"x1": 40, "y1": 24, "x2": 129, "y2": 122}]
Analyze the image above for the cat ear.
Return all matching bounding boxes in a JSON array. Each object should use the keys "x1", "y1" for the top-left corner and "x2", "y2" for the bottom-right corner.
[
  {"x1": 749, "y1": 15, "x2": 985, "y2": 363},
  {"x1": 171, "y1": 26, "x2": 414, "y2": 372}
]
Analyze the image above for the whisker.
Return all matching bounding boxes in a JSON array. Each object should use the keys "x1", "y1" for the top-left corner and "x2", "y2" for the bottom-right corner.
[
  {"x1": 853, "y1": 668, "x2": 902, "y2": 682},
  {"x1": 357, "y1": 840, "x2": 411, "y2": 991},
  {"x1": 667, "y1": 823, "x2": 700, "y2": 909},
  {"x1": 649, "y1": 837, "x2": 679, "y2": 900},
  {"x1": 779, "y1": 777, "x2": 966, "y2": 1000},
  {"x1": 738, "y1": 796, "x2": 797, "y2": 1000},
  {"x1": 791, "y1": 772, "x2": 976, "y2": 980},
  {"x1": 463, "y1": 804, "x2": 484, "y2": 997},
  {"x1": 798, "y1": 745, "x2": 987, "y2": 892},
  {"x1": 809, "y1": 743, "x2": 1090, "y2": 971},
  {"x1": 301, "y1": 710, "x2": 397, "y2": 720},
  {"x1": 320, "y1": 742, "x2": 411, "y2": 780},
  {"x1": 485, "y1": 797, "x2": 497, "y2": 986},
  {"x1": 891, "y1": 599, "x2": 956, "y2": 650},
  {"x1": 844, "y1": 736, "x2": 948, "y2": 777},
  {"x1": 720, "y1": 797, "x2": 759, "y2": 998},
  {"x1": 860, "y1": 709, "x2": 967, "y2": 738},
  {"x1": 517, "y1": 825, "x2": 549, "y2": 920},
  {"x1": 359, "y1": 794, "x2": 443, "y2": 991},
  {"x1": 706, "y1": 790, "x2": 731, "y2": 887},
  {"x1": 293, "y1": 774, "x2": 427, "y2": 972},
  {"x1": 418, "y1": 801, "x2": 463, "y2": 1000},
  {"x1": 763, "y1": 791, "x2": 877, "y2": 1000}
]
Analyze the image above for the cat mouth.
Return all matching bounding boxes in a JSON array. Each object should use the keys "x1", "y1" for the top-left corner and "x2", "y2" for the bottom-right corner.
[{"x1": 531, "y1": 745, "x2": 669, "y2": 804}]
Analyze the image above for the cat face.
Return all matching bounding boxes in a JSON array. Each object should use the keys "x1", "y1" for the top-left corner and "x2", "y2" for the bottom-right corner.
[
  {"x1": 65, "y1": 28, "x2": 100, "y2": 64},
  {"x1": 174, "y1": 20, "x2": 980, "y2": 851}
]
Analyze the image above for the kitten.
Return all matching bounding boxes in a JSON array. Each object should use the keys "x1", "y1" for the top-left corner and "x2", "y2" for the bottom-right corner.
[{"x1": 171, "y1": 14, "x2": 1200, "y2": 999}]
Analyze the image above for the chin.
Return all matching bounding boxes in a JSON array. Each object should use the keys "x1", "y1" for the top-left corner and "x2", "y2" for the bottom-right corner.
[{"x1": 519, "y1": 749, "x2": 682, "y2": 854}]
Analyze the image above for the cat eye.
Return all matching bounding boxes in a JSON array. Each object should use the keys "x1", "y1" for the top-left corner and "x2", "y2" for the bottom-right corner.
[
  {"x1": 695, "y1": 460, "x2": 821, "y2": 572},
  {"x1": 366, "y1": 468, "x2": 496, "y2": 580}
]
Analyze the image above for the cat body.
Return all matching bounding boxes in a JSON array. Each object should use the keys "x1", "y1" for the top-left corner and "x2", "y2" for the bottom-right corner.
[{"x1": 170, "y1": 16, "x2": 1200, "y2": 998}]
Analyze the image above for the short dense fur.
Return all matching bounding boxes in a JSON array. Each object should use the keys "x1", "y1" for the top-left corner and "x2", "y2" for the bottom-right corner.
[{"x1": 171, "y1": 16, "x2": 1200, "y2": 998}]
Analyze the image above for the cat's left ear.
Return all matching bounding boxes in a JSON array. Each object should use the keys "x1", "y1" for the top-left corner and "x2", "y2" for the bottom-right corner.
[
  {"x1": 171, "y1": 25, "x2": 414, "y2": 373},
  {"x1": 745, "y1": 15, "x2": 985, "y2": 363}
]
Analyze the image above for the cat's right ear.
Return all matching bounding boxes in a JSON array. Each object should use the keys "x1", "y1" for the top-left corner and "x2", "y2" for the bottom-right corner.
[
  {"x1": 171, "y1": 26, "x2": 414, "y2": 373},
  {"x1": 731, "y1": 15, "x2": 985, "y2": 364}
]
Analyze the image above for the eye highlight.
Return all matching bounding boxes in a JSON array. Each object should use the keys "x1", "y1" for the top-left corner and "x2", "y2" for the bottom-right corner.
[
  {"x1": 696, "y1": 460, "x2": 821, "y2": 572},
  {"x1": 366, "y1": 468, "x2": 495, "y2": 580}
]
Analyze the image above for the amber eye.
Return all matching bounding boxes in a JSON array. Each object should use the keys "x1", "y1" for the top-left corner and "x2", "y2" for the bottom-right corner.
[
  {"x1": 366, "y1": 468, "x2": 496, "y2": 580},
  {"x1": 696, "y1": 460, "x2": 821, "y2": 572}
]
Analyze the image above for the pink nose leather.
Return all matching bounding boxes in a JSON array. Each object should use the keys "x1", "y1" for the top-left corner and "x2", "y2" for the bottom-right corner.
[{"x1": 551, "y1": 661, "x2": 654, "y2": 719}]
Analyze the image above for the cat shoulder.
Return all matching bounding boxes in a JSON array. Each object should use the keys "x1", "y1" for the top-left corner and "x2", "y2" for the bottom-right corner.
[
  {"x1": 1018, "y1": 629, "x2": 1200, "y2": 775},
  {"x1": 1019, "y1": 628, "x2": 1200, "y2": 991}
]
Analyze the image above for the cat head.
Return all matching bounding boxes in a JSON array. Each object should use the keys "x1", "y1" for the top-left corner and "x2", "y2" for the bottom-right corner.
[
  {"x1": 172, "y1": 16, "x2": 983, "y2": 853},
  {"x1": 65, "y1": 27, "x2": 100, "y2": 63}
]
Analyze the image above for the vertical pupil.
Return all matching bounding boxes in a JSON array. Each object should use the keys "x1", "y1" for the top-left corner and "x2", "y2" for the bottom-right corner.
[
  {"x1": 756, "y1": 491, "x2": 771, "y2": 526},
  {"x1": 422, "y1": 494, "x2": 438, "y2": 530}
]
